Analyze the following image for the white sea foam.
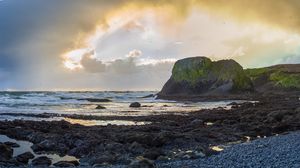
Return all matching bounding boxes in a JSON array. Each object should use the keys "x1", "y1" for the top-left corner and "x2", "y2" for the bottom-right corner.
[{"x1": 0, "y1": 91, "x2": 245, "y2": 125}]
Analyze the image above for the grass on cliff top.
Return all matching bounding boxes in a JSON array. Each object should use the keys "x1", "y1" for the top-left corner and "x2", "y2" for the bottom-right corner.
[
  {"x1": 245, "y1": 67, "x2": 300, "y2": 89},
  {"x1": 270, "y1": 72, "x2": 300, "y2": 89}
]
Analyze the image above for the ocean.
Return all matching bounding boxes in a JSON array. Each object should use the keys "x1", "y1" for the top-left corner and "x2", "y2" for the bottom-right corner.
[{"x1": 0, "y1": 91, "x2": 237, "y2": 126}]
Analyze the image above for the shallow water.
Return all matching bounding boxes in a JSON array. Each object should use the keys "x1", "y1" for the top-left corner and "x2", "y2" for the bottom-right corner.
[
  {"x1": 0, "y1": 91, "x2": 244, "y2": 126},
  {"x1": 0, "y1": 134, "x2": 78, "y2": 166}
]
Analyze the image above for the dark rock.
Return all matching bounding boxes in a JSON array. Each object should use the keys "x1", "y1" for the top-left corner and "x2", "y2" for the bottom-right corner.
[
  {"x1": 4, "y1": 141, "x2": 20, "y2": 148},
  {"x1": 89, "y1": 153, "x2": 116, "y2": 166},
  {"x1": 15, "y1": 152, "x2": 34, "y2": 164},
  {"x1": 31, "y1": 156, "x2": 52, "y2": 166},
  {"x1": 228, "y1": 102, "x2": 238, "y2": 106},
  {"x1": 77, "y1": 98, "x2": 111, "y2": 102},
  {"x1": 129, "y1": 156, "x2": 155, "y2": 168},
  {"x1": 175, "y1": 150, "x2": 205, "y2": 160},
  {"x1": 53, "y1": 160, "x2": 79, "y2": 167},
  {"x1": 95, "y1": 105, "x2": 106, "y2": 109},
  {"x1": 129, "y1": 142, "x2": 145, "y2": 154},
  {"x1": 142, "y1": 105, "x2": 154, "y2": 107},
  {"x1": 267, "y1": 110, "x2": 290, "y2": 122},
  {"x1": 129, "y1": 102, "x2": 141, "y2": 108},
  {"x1": 31, "y1": 139, "x2": 55, "y2": 152},
  {"x1": 191, "y1": 119, "x2": 204, "y2": 126},
  {"x1": 0, "y1": 143, "x2": 13, "y2": 161},
  {"x1": 141, "y1": 94, "x2": 155, "y2": 98},
  {"x1": 31, "y1": 139, "x2": 68, "y2": 155},
  {"x1": 143, "y1": 148, "x2": 162, "y2": 160}
]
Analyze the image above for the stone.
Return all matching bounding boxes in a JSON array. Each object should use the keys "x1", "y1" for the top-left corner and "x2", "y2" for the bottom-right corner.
[
  {"x1": 89, "y1": 153, "x2": 116, "y2": 166},
  {"x1": 141, "y1": 94, "x2": 155, "y2": 98},
  {"x1": 175, "y1": 150, "x2": 205, "y2": 160},
  {"x1": 129, "y1": 156, "x2": 155, "y2": 168},
  {"x1": 15, "y1": 152, "x2": 35, "y2": 164},
  {"x1": 77, "y1": 98, "x2": 111, "y2": 102},
  {"x1": 129, "y1": 102, "x2": 141, "y2": 108},
  {"x1": 143, "y1": 148, "x2": 162, "y2": 160},
  {"x1": 31, "y1": 156, "x2": 52, "y2": 166},
  {"x1": 53, "y1": 160, "x2": 79, "y2": 167},
  {"x1": 0, "y1": 143, "x2": 13, "y2": 161},
  {"x1": 129, "y1": 142, "x2": 145, "y2": 154},
  {"x1": 191, "y1": 119, "x2": 204, "y2": 125},
  {"x1": 95, "y1": 105, "x2": 106, "y2": 109},
  {"x1": 4, "y1": 142, "x2": 20, "y2": 148}
]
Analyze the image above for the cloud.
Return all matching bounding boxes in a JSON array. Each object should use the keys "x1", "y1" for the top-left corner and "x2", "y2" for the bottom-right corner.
[
  {"x1": 81, "y1": 52, "x2": 106, "y2": 73},
  {"x1": 126, "y1": 49, "x2": 142, "y2": 58},
  {"x1": 195, "y1": 0, "x2": 300, "y2": 34},
  {"x1": 2, "y1": 0, "x2": 300, "y2": 90}
]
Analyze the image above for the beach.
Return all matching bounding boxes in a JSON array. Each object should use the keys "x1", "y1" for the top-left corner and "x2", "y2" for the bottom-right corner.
[{"x1": 0, "y1": 92, "x2": 299, "y2": 167}]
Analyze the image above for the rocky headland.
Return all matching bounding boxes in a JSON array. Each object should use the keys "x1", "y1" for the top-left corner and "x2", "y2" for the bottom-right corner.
[{"x1": 158, "y1": 56, "x2": 300, "y2": 100}]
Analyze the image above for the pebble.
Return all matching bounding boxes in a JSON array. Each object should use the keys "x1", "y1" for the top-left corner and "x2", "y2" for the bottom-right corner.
[{"x1": 157, "y1": 131, "x2": 300, "y2": 168}]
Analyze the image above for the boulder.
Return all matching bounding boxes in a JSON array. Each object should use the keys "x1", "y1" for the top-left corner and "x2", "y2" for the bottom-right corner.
[
  {"x1": 0, "y1": 143, "x2": 13, "y2": 161},
  {"x1": 31, "y1": 156, "x2": 52, "y2": 166},
  {"x1": 129, "y1": 156, "x2": 155, "y2": 168},
  {"x1": 129, "y1": 102, "x2": 141, "y2": 108},
  {"x1": 143, "y1": 148, "x2": 163, "y2": 160},
  {"x1": 141, "y1": 94, "x2": 155, "y2": 98},
  {"x1": 158, "y1": 57, "x2": 253, "y2": 98},
  {"x1": 89, "y1": 152, "x2": 116, "y2": 166},
  {"x1": 129, "y1": 142, "x2": 145, "y2": 154},
  {"x1": 95, "y1": 105, "x2": 106, "y2": 109},
  {"x1": 77, "y1": 98, "x2": 111, "y2": 102},
  {"x1": 53, "y1": 160, "x2": 79, "y2": 167},
  {"x1": 15, "y1": 152, "x2": 34, "y2": 164},
  {"x1": 4, "y1": 142, "x2": 20, "y2": 148},
  {"x1": 190, "y1": 119, "x2": 204, "y2": 126}
]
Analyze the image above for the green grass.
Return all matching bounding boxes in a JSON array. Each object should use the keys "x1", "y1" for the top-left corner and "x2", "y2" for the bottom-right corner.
[
  {"x1": 246, "y1": 67, "x2": 300, "y2": 89},
  {"x1": 172, "y1": 58, "x2": 212, "y2": 84},
  {"x1": 270, "y1": 72, "x2": 300, "y2": 89},
  {"x1": 244, "y1": 68, "x2": 270, "y2": 80}
]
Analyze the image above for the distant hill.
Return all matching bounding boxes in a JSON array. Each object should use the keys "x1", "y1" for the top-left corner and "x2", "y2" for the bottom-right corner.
[
  {"x1": 158, "y1": 57, "x2": 300, "y2": 99},
  {"x1": 245, "y1": 64, "x2": 300, "y2": 93}
]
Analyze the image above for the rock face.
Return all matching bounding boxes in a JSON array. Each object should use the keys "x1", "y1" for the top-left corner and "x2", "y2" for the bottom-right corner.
[{"x1": 158, "y1": 57, "x2": 253, "y2": 97}]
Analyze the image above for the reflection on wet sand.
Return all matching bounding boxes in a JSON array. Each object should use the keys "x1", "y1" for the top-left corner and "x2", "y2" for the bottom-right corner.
[{"x1": 63, "y1": 117, "x2": 151, "y2": 126}]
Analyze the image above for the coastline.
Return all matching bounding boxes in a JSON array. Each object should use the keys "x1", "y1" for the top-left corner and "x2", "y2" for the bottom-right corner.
[{"x1": 0, "y1": 93, "x2": 299, "y2": 167}]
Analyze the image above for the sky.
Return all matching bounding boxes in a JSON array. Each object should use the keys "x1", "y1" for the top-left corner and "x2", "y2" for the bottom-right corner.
[{"x1": 1, "y1": 0, "x2": 300, "y2": 91}]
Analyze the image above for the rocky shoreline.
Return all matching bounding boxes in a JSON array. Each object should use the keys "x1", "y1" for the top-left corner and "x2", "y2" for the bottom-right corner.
[
  {"x1": 158, "y1": 130, "x2": 300, "y2": 168},
  {"x1": 0, "y1": 93, "x2": 299, "y2": 167}
]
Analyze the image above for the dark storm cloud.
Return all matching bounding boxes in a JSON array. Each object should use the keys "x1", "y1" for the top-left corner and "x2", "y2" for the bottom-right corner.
[{"x1": 0, "y1": 0, "x2": 121, "y2": 89}]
